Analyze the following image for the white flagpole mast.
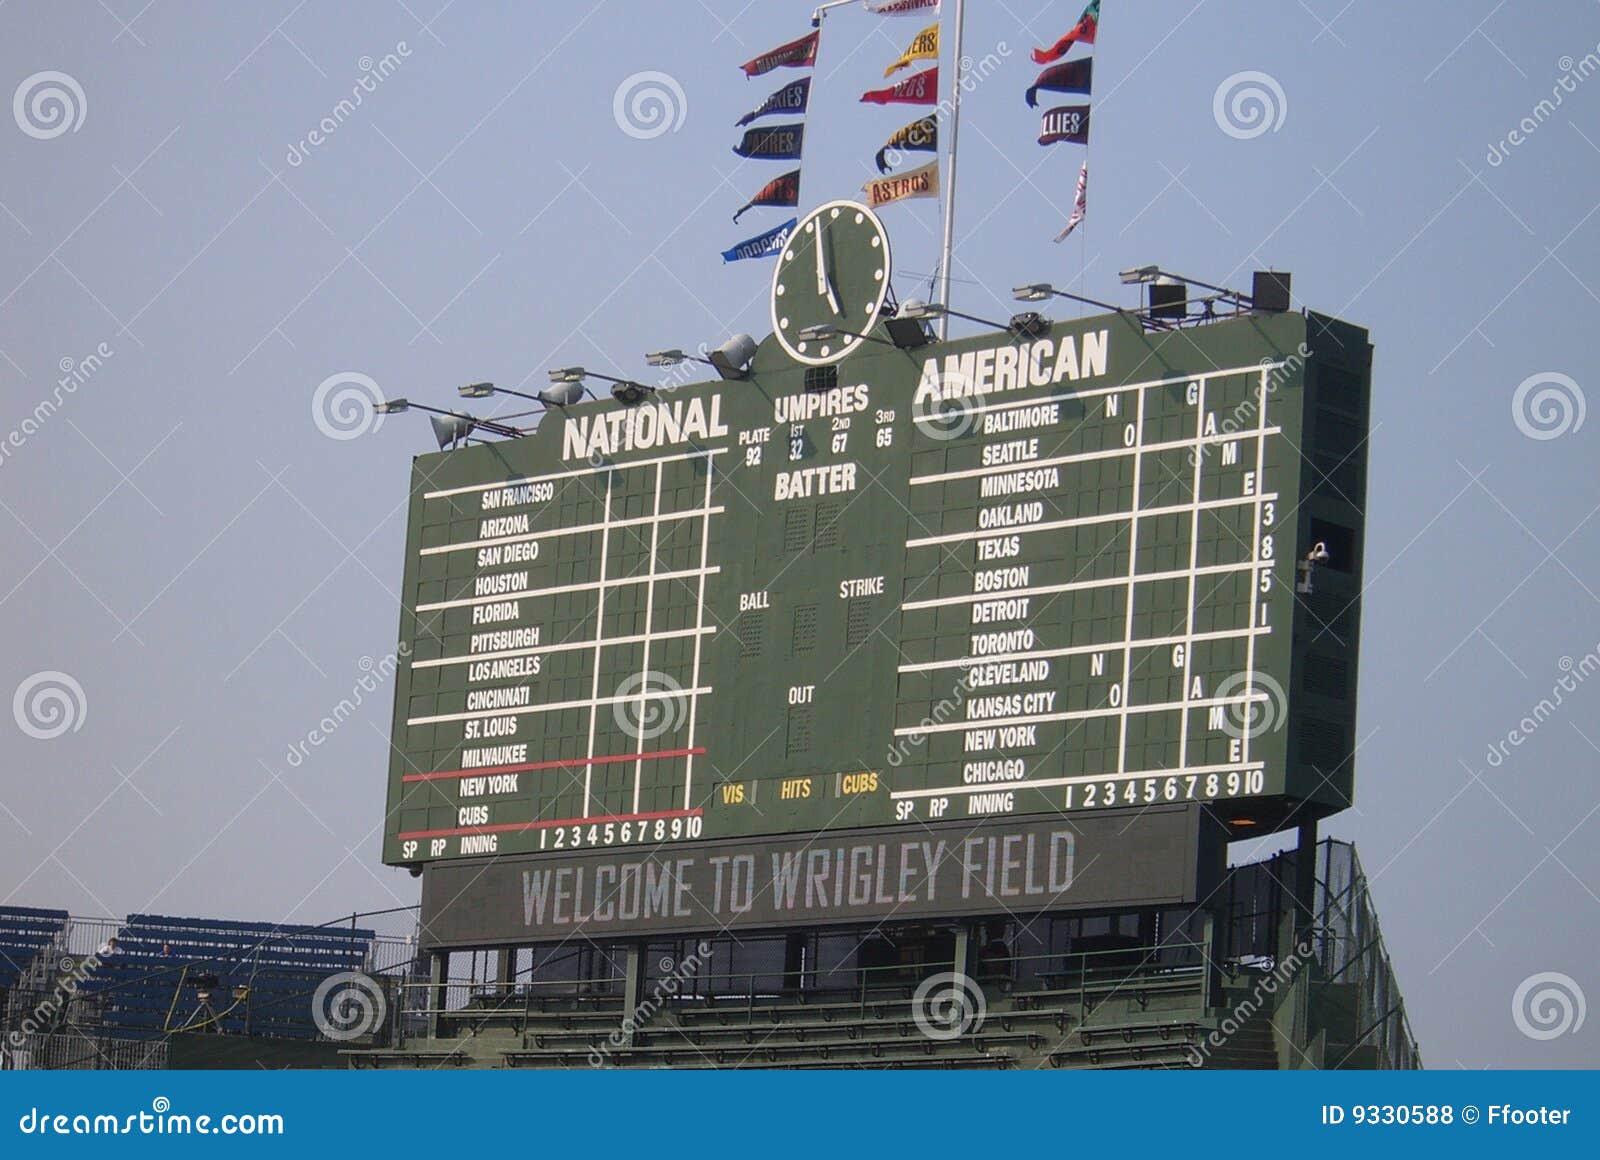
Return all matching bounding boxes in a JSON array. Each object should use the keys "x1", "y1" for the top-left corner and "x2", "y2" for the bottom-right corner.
[{"x1": 936, "y1": 0, "x2": 965, "y2": 340}]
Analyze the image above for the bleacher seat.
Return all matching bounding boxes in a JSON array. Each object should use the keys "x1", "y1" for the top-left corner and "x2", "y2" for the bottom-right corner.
[
  {"x1": 0, "y1": 906, "x2": 68, "y2": 989},
  {"x1": 79, "y1": 913, "x2": 376, "y2": 1041}
]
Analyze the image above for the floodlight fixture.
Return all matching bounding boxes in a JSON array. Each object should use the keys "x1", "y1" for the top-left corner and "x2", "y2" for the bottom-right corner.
[
  {"x1": 647, "y1": 333, "x2": 758, "y2": 381},
  {"x1": 1012, "y1": 283, "x2": 1126, "y2": 314}
]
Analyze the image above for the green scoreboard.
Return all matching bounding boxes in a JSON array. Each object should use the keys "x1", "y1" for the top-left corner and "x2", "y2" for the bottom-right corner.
[{"x1": 382, "y1": 297, "x2": 1371, "y2": 875}]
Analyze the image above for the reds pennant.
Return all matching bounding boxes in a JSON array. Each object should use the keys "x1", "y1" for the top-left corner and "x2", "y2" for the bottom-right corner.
[
  {"x1": 742, "y1": 31, "x2": 819, "y2": 77},
  {"x1": 861, "y1": 66, "x2": 938, "y2": 106}
]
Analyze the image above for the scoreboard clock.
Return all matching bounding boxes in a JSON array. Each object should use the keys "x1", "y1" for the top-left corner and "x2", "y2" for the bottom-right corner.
[
  {"x1": 770, "y1": 200, "x2": 893, "y2": 365},
  {"x1": 383, "y1": 208, "x2": 1371, "y2": 885}
]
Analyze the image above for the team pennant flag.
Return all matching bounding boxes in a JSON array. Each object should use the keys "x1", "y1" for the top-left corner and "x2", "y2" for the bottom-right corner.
[
  {"x1": 1032, "y1": 0, "x2": 1099, "y2": 65},
  {"x1": 875, "y1": 114, "x2": 938, "y2": 173},
  {"x1": 884, "y1": 22, "x2": 940, "y2": 75},
  {"x1": 732, "y1": 169, "x2": 801, "y2": 223},
  {"x1": 866, "y1": 0, "x2": 940, "y2": 14},
  {"x1": 736, "y1": 77, "x2": 811, "y2": 127},
  {"x1": 1038, "y1": 105, "x2": 1090, "y2": 146},
  {"x1": 1026, "y1": 57, "x2": 1093, "y2": 108},
  {"x1": 863, "y1": 158, "x2": 939, "y2": 208},
  {"x1": 860, "y1": 66, "x2": 938, "y2": 106},
  {"x1": 723, "y1": 217, "x2": 797, "y2": 262},
  {"x1": 1053, "y1": 162, "x2": 1088, "y2": 242},
  {"x1": 742, "y1": 30, "x2": 820, "y2": 77},
  {"x1": 732, "y1": 123, "x2": 805, "y2": 161}
]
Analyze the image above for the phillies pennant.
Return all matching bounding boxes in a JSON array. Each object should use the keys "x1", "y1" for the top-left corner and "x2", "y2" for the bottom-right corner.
[
  {"x1": 861, "y1": 66, "x2": 938, "y2": 106},
  {"x1": 1026, "y1": 57, "x2": 1093, "y2": 108},
  {"x1": 876, "y1": 114, "x2": 937, "y2": 173},
  {"x1": 863, "y1": 158, "x2": 939, "y2": 208},
  {"x1": 1032, "y1": 0, "x2": 1099, "y2": 65},
  {"x1": 742, "y1": 30, "x2": 819, "y2": 77},
  {"x1": 1054, "y1": 162, "x2": 1088, "y2": 242},
  {"x1": 884, "y1": 22, "x2": 939, "y2": 76},
  {"x1": 732, "y1": 169, "x2": 800, "y2": 223},
  {"x1": 732, "y1": 123, "x2": 805, "y2": 161},
  {"x1": 736, "y1": 77, "x2": 811, "y2": 127},
  {"x1": 865, "y1": 0, "x2": 940, "y2": 14},
  {"x1": 722, "y1": 218, "x2": 797, "y2": 262},
  {"x1": 1038, "y1": 105, "x2": 1090, "y2": 146}
]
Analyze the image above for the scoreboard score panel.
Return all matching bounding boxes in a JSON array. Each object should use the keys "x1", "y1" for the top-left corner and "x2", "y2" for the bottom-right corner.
[{"x1": 383, "y1": 308, "x2": 1371, "y2": 868}]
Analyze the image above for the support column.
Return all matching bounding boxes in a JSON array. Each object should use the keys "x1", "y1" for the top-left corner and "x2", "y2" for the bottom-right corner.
[
  {"x1": 426, "y1": 950, "x2": 446, "y2": 1041},
  {"x1": 952, "y1": 924, "x2": 972, "y2": 979},
  {"x1": 1293, "y1": 821, "x2": 1320, "y2": 964},
  {"x1": 620, "y1": 944, "x2": 645, "y2": 1048}
]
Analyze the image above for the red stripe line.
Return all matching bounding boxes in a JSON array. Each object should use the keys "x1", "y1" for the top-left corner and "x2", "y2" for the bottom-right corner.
[
  {"x1": 398, "y1": 807, "x2": 702, "y2": 842},
  {"x1": 401, "y1": 746, "x2": 705, "y2": 783}
]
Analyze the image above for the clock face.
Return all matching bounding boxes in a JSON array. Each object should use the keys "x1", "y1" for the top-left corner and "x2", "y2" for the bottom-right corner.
[{"x1": 770, "y1": 200, "x2": 893, "y2": 366}]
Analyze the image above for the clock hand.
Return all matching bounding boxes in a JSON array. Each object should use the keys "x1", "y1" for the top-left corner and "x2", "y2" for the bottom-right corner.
[
  {"x1": 818, "y1": 222, "x2": 843, "y2": 316},
  {"x1": 815, "y1": 223, "x2": 828, "y2": 298}
]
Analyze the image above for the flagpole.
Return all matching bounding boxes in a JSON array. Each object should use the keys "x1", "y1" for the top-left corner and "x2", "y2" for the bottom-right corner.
[{"x1": 936, "y1": 0, "x2": 965, "y2": 340}]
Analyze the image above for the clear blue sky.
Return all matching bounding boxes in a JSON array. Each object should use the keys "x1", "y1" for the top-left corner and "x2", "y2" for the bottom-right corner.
[{"x1": 2, "y1": 1, "x2": 1598, "y2": 1067}]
